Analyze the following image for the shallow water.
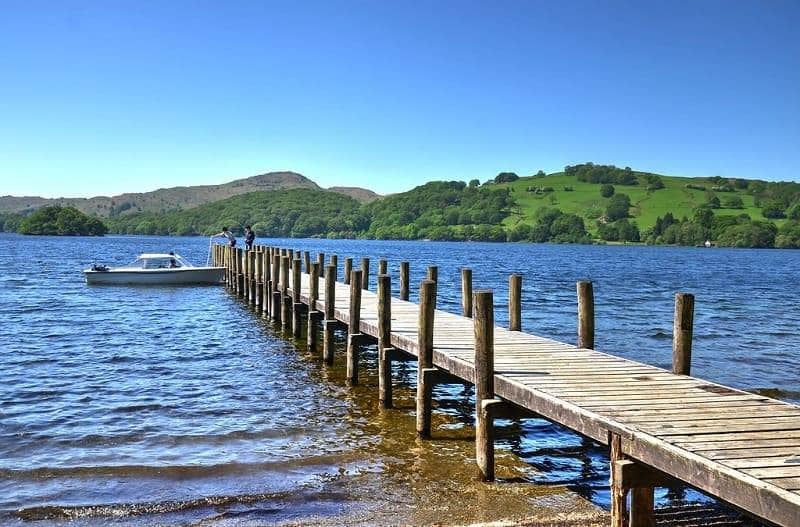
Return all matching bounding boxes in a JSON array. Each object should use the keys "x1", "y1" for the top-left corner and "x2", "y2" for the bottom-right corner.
[{"x1": 1, "y1": 234, "x2": 798, "y2": 525}]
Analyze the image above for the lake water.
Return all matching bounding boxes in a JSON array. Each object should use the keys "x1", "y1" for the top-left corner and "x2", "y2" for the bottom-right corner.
[{"x1": 1, "y1": 233, "x2": 798, "y2": 525}]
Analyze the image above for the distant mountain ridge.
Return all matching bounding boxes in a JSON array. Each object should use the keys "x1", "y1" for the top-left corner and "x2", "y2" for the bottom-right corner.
[{"x1": 0, "y1": 171, "x2": 380, "y2": 217}]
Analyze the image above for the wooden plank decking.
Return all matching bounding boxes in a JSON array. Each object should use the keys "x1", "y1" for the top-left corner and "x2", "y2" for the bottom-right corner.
[
  {"x1": 293, "y1": 272, "x2": 800, "y2": 527},
  {"x1": 218, "y1": 245, "x2": 800, "y2": 527}
]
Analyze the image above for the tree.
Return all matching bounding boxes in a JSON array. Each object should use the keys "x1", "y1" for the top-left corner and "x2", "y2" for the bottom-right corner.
[
  {"x1": 722, "y1": 195, "x2": 744, "y2": 209},
  {"x1": 600, "y1": 184, "x2": 615, "y2": 198},
  {"x1": 762, "y1": 200, "x2": 786, "y2": 219},
  {"x1": 716, "y1": 221, "x2": 777, "y2": 248},
  {"x1": 18, "y1": 206, "x2": 108, "y2": 236},
  {"x1": 494, "y1": 172, "x2": 519, "y2": 183},
  {"x1": 706, "y1": 195, "x2": 721, "y2": 209},
  {"x1": 693, "y1": 207, "x2": 714, "y2": 229},
  {"x1": 606, "y1": 193, "x2": 631, "y2": 221},
  {"x1": 468, "y1": 179, "x2": 480, "y2": 188}
]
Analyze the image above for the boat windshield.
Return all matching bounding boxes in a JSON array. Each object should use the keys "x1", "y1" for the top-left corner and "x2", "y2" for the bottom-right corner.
[{"x1": 126, "y1": 254, "x2": 195, "y2": 269}]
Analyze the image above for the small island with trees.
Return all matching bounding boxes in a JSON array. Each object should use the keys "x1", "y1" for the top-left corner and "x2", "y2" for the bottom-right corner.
[{"x1": 13, "y1": 206, "x2": 108, "y2": 236}]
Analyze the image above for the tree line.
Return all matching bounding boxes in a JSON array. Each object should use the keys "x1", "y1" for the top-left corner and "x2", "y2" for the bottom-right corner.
[{"x1": 3, "y1": 168, "x2": 800, "y2": 249}]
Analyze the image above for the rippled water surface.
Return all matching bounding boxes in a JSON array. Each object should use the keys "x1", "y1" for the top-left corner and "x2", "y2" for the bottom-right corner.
[{"x1": 1, "y1": 234, "x2": 798, "y2": 525}]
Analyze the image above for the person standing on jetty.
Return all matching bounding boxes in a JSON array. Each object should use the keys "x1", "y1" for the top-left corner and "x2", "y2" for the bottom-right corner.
[
  {"x1": 216, "y1": 227, "x2": 237, "y2": 247},
  {"x1": 244, "y1": 225, "x2": 255, "y2": 250}
]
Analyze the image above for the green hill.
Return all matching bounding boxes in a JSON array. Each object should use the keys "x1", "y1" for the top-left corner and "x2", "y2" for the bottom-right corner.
[
  {"x1": 105, "y1": 188, "x2": 367, "y2": 238},
  {"x1": 5, "y1": 162, "x2": 800, "y2": 248},
  {"x1": 487, "y1": 168, "x2": 771, "y2": 235}
]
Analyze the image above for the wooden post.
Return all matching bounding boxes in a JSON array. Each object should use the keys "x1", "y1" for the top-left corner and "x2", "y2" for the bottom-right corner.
[
  {"x1": 361, "y1": 257, "x2": 370, "y2": 291},
  {"x1": 248, "y1": 250, "x2": 257, "y2": 305},
  {"x1": 271, "y1": 253, "x2": 281, "y2": 320},
  {"x1": 577, "y1": 281, "x2": 594, "y2": 349},
  {"x1": 262, "y1": 247, "x2": 271, "y2": 315},
  {"x1": 377, "y1": 273, "x2": 392, "y2": 408},
  {"x1": 630, "y1": 487, "x2": 655, "y2": 527},
  {"x1": 378, "y1": 259, "x2": 387, "y2": 276},
  {"x1": 427, "y1": 265, "x2": 438, "y2": 283},
  {"x1": 673, "y1": 293, "x2": 695, "y2": 376},
  {"x1": 255, "y1": 250, "x2": 263, "y2": 308},
  {"x1": 509, "y1": 274, "x2": 522, "y2": 331},
  {"x1": 317, "y1": 252, "x2": 325, "y2": 268},
  {"x1": 303, "y1": 251, "x2": 310, "y2": 274},
  {"x1": 346, "y1": 269, "x2": 363, "y2": 384},
  {"x1": 462, "y1": 268, "x2": 473, "y2": 318},
  {"x1": 281, "y1": 255, "x2": 291, "y2": 330},
  {"x1": 416, "y1": 279, "x2": 436, "y2": 438},
  {"x1": 292, "y1": 257, "x2": 302, "y2": 338},
  {"x1": 243, "y1": 248, "x2": 249, "y2": 300},
  {"x1": 610, "y1": 432, "x2": 629, "y2": 527},
  {"x1": 237, "y1": 248, "x2": 245, "y2": 296},
  {"x1": 323, "y1": 264, "x2": 336, "y2": 365},
  {"x1": 344, "y1": 257, "x2": 352, "y2": 285},
  {"x1": 330, "y1": 254, "x2": 338, "y2": 268},
  {"x1": 474, "y1": 290, "x2": 495, "y2": 481},
  {"x1": 399, "y1": 261, "x2": 409, "y2": 301},
  {"x1": 307, "y1": 262, "x2": 321, "y2": 353}
]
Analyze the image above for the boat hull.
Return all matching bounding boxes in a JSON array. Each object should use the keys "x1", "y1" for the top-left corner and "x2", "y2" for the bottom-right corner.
[{"x1": 84, "y1": 267, "x2": 225, "y2": 285}]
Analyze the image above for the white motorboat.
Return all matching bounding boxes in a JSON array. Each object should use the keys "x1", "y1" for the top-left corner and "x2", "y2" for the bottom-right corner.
[{"x1": 84, "y1": 253, "x2": 225, "y2": 285}]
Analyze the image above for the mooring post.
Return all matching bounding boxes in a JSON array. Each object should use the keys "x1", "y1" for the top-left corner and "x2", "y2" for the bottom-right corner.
[
  {"x1": 242, "y1": 249, "x2": 249, "y2": 300},
  {"x1": 226, "y1": 246, "x2": 232, "y2": 287},
  {"x1": 281, "y1": 255, "x2": 291, "y2": 330},
  {"x1": 344, "y1": 257, "x2": 352, "y2": 285},
  {"x1": 462, "y1": 268, "x2": 473, "y2": 317},
  {"x1": 223, "y1": 246, "x2": 229, "y2": 286},
  {"x1": 361, "y1": 257, "x2": 370, "y2": 291},
  {"x1": 673, "y1": 293, "x2": 695, "y2": 375},
  {"x1": 427, "y1": 265, "x2": 438, "y2": 283},
  {"x1": 249, "y1": 250, "x2": 257, "y2": 306},
  {"x1": 307, "y1": 262, "x2": 321, "y2": 352},
  {"x1": 292, "y1": 257, "x2": 302, "y2": 338},
  {"x1": 323, "y1": 264, "x2": 336, "y2": 365},
  {"x1": 399, "y1": 261, "x2": 409, "y2": 301},
  {"x1": 237, "y1": 248, "x2": 245, "y2": 297},
  {"x1": 416, "y1": 279, "x2": 437, "y2": 438},
  {"x1": 271, "y1": 253, "x2": 281, "y2": 320},
  {"x1": 303, "y1": 251, "x2": 310, "y2": 274},
  {"x1": 378, "y1": 258, "x2": 387, "y2": 276},
  {"x1": 261, "y1": 247, "x2": 272, "y2": 316},
  {"x1": 317, "y1": 252, "x2": 325, "y2": 269},
  {"x1": 377, "y1": 273, "x2": 393, "y2": 408},
  {"x1": 330, "y1": 254, "x2": 338, "y2": 269},
  {"x1": 255, "y1": 250, "x2": 263, "y2": 308},
  {"x1": 509, "y1": 274, "x2": 522, "y2": 331},
  {"x1": 346, "y1": 269, "x2": 363, "y2": 384},
  {"x1": 474, "y1": 289, "x2": 499, "y2": 481},
  {"x1": 577, "y1": 281, "x2": 595, "y2": 349}
]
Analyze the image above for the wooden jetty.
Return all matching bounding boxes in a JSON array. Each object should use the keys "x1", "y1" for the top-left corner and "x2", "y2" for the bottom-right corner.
[{"x1": 213, "y1": 244, "x2": 800, "y2": 527}]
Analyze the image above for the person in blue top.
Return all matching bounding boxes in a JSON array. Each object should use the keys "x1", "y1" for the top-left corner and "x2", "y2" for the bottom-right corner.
[
  {"x1": 244, "y1": 225, "x2": 255, "y2": 250},
  {"x1": 216, "y1": 227, "x2": 237, "y2": 247}
]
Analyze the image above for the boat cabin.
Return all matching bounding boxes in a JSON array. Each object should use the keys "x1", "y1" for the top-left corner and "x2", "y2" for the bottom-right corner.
[{"x1": 127, "y1": 253, "x2": 194, "y2": 270}]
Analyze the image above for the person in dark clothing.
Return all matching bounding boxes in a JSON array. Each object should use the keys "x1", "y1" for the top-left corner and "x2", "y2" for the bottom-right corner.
[{"x1": 244, "y1": 225, "x2": 255, "y2": 250}]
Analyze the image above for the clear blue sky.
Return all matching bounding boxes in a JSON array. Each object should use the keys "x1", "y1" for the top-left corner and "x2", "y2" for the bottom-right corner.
[{"x1": 1, "y1": 1, "x2": 798, "y2": 198}]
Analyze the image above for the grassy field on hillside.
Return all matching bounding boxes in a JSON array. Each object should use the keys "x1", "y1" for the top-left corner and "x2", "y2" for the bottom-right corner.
[{"x1": 489, "y1": 172, "x2": 768, "y2": 234}]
